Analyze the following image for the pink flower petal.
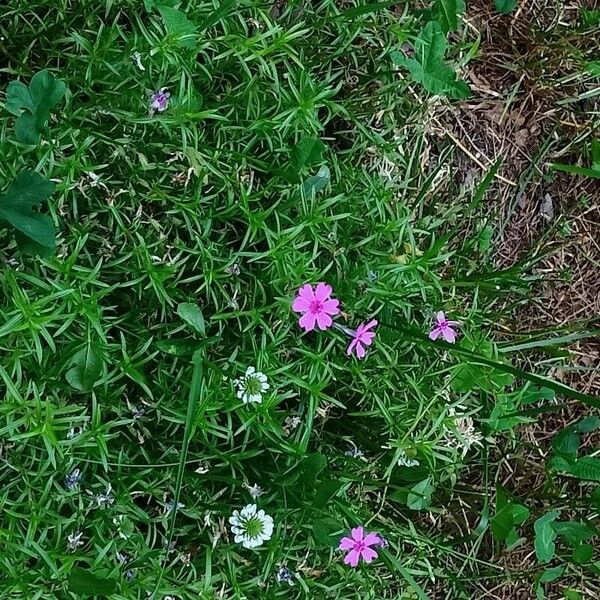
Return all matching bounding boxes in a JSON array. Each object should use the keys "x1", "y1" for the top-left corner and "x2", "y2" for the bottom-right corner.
[
  {"x1": 321, "y1": 298, "x2": 340, "y2": 315},
  {"x1": 297, "y1": 284, "x2": 315, "y2": 302},
  {"x1": 355, "y1": 343, "x2": 366, "y2": 359},
  {"x1": 314, "y1": 282, "x2": 333, "y2": 302},
  {"x1": 344, "y1": 549, "x2": 360, "y2": 567},
  {"x1": 436, "y1": 311, "x2": 446, "y2": 323},
  {"x1": 292, "y1": 296, "x2": 311, "y2": 313},
  {"x1": 315, "y1": 311, "x2": 333, "y2": 330},
  {"x1": 363, "y1": 533, "x2": 382, "y2": 547},
  {"x1": 339, "y1": 536, "x2": 355, "y2": 551},
  {"x1": 299, "y1": 311, "x2": 317, "y2": 331},
  {"x1": 351, "y1": 526, "x2": 364, "y2": 542},
  {"x1": 360, "y1": 332, "x2": 376, "y2": 346},
  {"x1": 364, "y1": 319, "x2": 378, "y2": 331},
  {"x1": 360, "y1": 546, "x2": 378, "y2": 563},
  {"x1": 428, "y1": 327, "x2": 441, "y2": 341},
  {"x1": 442, "y1": 327, "x2": 456, "y2": 343},
  {"x1": 347, "y1": 338, "x2": 359, "y2": 356}
]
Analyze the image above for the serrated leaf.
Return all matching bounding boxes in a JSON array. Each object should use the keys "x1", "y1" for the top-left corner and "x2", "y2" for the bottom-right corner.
[
  {"x1": 407, "y1": 477, "x2": 434, "y2": 510},
  {"x1": 5, "y1": 69, "x2": 66, "y2": 144},
  {"x1": 391, "y1": 21, "x2": 470, "y2": 99},
  {"x1": 66, "y1": 345, "x2": 103, "y2": 392},
  {"x1": 68, "y1": 567, "x2": 117, "y2": 595},
  {"x1": 534, "y1": 511, "x2": 559, "y2": 563},
  {"x1": 157, "y1": 5, "x2": 196, "y2": 47},
  {"x1": 495, "y1": 0, "x2": 518, "y2": 14},
  {"x1": 566, "y1": 456, "x2": 600, "y2": 481},
  {"x1": 553, "y1": 521, "x2": 595, "y2": 546},
  {"x1": 0, "y1": 171, "x2": 56, "y2": 255},
  {"x1": 177, "y1": 302, "x2": 205, "y2": 336}
]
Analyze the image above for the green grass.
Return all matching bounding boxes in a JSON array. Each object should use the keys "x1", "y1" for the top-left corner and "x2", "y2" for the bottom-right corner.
[{"x1": 1, "y1": 1, "x2": 599, "y2": 599}]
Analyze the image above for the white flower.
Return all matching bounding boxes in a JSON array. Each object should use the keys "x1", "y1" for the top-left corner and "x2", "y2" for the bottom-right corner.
[
  {"x1": 245, "y1": 483, "x2": 264, "y2": 499},
  {"x1": 445, "y1": 413, "x2": 483, "y2": 457},
  {"x1": 131, "y1": 51, "x2": 145, "y2": 71},
  {"x1": 229, "y1": 504, "x2": 273, "y2": 549},
  {"x1": 67, "y1": 531, "x2": 84, "y2": 551},
  {"x1": 233, "y1": 367, "x2": 270, "y2": 404},
  {"x1": 397, "y1": 449, "x2": 420, "y2": 468}
]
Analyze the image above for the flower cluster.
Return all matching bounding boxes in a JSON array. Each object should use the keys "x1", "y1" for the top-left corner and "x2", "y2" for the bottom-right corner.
[{"x1": 292, "y1": 283, "x2": 379, "y2": 359}]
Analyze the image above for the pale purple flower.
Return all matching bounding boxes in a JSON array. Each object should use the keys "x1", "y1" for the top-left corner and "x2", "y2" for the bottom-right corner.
[
  {"x1": 276, "y1": 565, "x2": 295, "y2": 585},
  {"x1": 428, "y1": 311, "x2": 460, "y2": 343},
  {"x1": 347, "y1": 319, "x2": 377, "y2": 359},
  {"x1": 292, "y1": 283, "x2": 340, "y2": 331},
  {"x1": 149, "y1": 88, "x2": 170, "y2": 114},
  {"x1": 339, "y1": 526, "x2": 382, "y2": 567},
  {"x1": 65, "y1": 468, "x2": 82, "y2": 491}
]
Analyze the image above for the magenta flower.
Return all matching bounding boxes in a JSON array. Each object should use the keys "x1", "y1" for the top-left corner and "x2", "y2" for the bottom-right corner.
[
  {"x1": 429, "y1": 311, "x2": 460, "y2": 343},
  {"x1": 292, "y1": 283, "x2": 340, "y2": 331},
  {"x1": 339, "y1": 526, "x2": 382, "y2": 567},
  {"x1": 347, "y1": 319, "x2": 377, "y2": 359},
  {"x1": 149, "y1": 88, "x2": 170, "y2": 114}
]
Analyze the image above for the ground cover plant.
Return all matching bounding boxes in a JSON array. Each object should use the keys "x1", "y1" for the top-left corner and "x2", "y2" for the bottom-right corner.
[{"x1": 1, "y1": 1, "x2": 599, "y2": 598}]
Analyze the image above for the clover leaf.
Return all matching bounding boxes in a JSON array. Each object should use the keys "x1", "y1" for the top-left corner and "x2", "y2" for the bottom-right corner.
[
  {"x1": 5, "y1": 70, "x2": 66, "y2": 145},
  {"x1": 0, "y1": 171, "x2": 56, "y2": 256}
]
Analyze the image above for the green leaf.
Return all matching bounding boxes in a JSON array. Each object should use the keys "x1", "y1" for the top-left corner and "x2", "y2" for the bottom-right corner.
[
  {"x1": 552, "y1": 427, "x2": 581, "y2": 458},
  {"x1": 553, "y1": 521, "x2": 595, "y2": 546},
  {"x1": 177, "y1": 302, "x2": 205, "y2": 336},
  {"x1": 490, "y1": 489, "x2": 529, "y2": 542},
  {"x1": 313, "y1": 479, "x2": 344, "y2": 509},
  {"x1": 495, "y1": 0, "x2": 518, "y2": 14},
  {"x1": 563, "y1": 590, "x2": 583, "y2": 600},
  {"x1": 68, "y1": 567, "x2": 117, "y2": 595},
  {"x1": 433, "y1": 0, "x2": 466, "y2": 33},
  {"x1": 312, "y1": 517, "x2": 343, "y2": 547},
  {"x1": 300, "y1": 452, "x2": 327, "y2": 487},
  {"x1": 534, "y1": 511, "x2": 559, "y2": 563},
  {"x1": 391, "y1": 21, "x2": 470, "y2": 99},
  {"x1": 407, "y1": 478, "x2": 434, "y2": 510},
  {"x1": 572, "y1": 543, "x2": 594, "y2": 564},
  {"x1": 66, "y1": 345, "x2": 104, "y2": 392},
  {"x1": 573, "y1": 416, "x2": 600, "y2": 433},
  {"x1": 157, "y1": 5, "x2": 196, "y2": 47},
  {"x1": 0, "y1": 171, "x2": 56, "y2": 255},
  {"x1": 300, "y1": 165, "x2": 330, "y2": 198},
  {"x1": 5, "y1": 69, "x2": 66, "y2": 144},
  {"x1": 197, "y1": 0, "x2": 236, "y2": 33},
  {"x1": 565, "y1": 456, "x2": 600, "y2": 482},
  {"x1": 289, "y1": 137, "x2": 326, "y2": 180}
]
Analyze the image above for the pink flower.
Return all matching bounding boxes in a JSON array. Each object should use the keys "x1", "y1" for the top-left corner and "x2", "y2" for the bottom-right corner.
[
  {"x1": 347, "y1": 319, "x2": 377, "y2": 359},
  {"x1": 339, "y1": 526, "x2": 382, "y2": 567},
  {"x1": 292, "y1": 283, "x2": 340, "y2": 331},
  {"x1": 429, "y1": 311, "x2": 460, "y2": 343}
]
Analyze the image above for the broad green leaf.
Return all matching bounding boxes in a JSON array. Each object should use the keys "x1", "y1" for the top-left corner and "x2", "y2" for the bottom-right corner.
[
  {"x1": 574, "y1": 416, "x2": 600, "y2": 433},
  {"x1": 491, "y1": 495, "x2": 529, "y2": 541},
  {"x1": 552, "y1": 427, "x2": 581, "y2": 458},
  {"x1": 66, "y1": 345, "x2": 104, "y2": 392},
  {"x1": 313, "y1": 517, "x2": 343, "y2": 547},
  {"x1": 5, "y1": 69, "x2": 66, "y2": 144},
  {"x1": 434, "y1": 0, "x2": 466, "y2": 32},
  {"x1": 565, "y1": 456, "x2": 600, "y2": 482},
  {"x1": 572, "y1": 543, "x2": 594, "y2": 564},
  {"x1": 157, "y1": 5, "x2": 196, "y2": 47},
  {"x1": 553, "y1": 521, "x2": 595, "y2": 546},
  {"x1": 177, "y1": 302, "x2": 205, "y2": 336},
  {"x1": 0, "y1": 171, "x2": 56, "y2": 255},
  {"x1": 563, "y1": 590, "x2": 583, "y2": 600},
  {"x1": 289, "y1": 137, "x2": 326, "y2": 179},
  {"x1": 390, "y1": 21, "x2": 470, "y2": 99},
  {"x1": 313, "y1": 479, "x2": 344, "y2": 509},
  {"x1": 534, "y1": 511, "x2": 559, "y2": 563},
  {"x1": 300, "y1": 452, "x2": 327, "y2": 487},
  {"x1": 407, "y1": 478, "x2": 434, "y2": 510},
  {"x1": 68, "y1": 567, "x2": 117, "y2": 595},
  {"x1": 300, "y1": 165, "x2": 330, "y2": 198},
  {"x1": 495, "y1": 0, "x2": 518, "y2": 14}
]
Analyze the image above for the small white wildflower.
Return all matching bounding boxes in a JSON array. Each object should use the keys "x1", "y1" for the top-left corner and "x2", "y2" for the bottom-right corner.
[
  {"x1": 276, "y1": 565, "x2": 295, "y2": 585},
  {"x1": 283, "y1": 415, "x2": 301, "y2": 434},
  {"x1": 116, "y1": 550, "x2": 129, "y2": 565},
  {"x1": 344, "y1": 446, "x2": 365, "y2": 459},
  {"x1": 65, "y1": 468, "x2": 82, "y2": 491},
  {"x1": 91, "y1": 484, "x2": 114, "y2": 508},
  {"x1": 131, "y1": 51, "x2": 145, "y2": 71},
  {"x1": 445, "y1": 412, "x2": 483, "y2": 457},
  {"x1": 195, "y1": 462, "x2": 210, "y2": 474},
  {"x1": 163, "y1": 499, "x2": 185, "y2": 514},
  {"x1": 67, "y1": 426, "x2": 84, "y2": 439},
  {"x1": 245, "y1": 483, "x2": 264, "y2": 499},
  {"x1": 229, "y1": 504, "x2": 274, "y2": 549},
  {"x1": 67, "y1": 531, "x2": 84, "y2": 551},
  {"x1": 233, "y1": 367, "x2": 270, "y2": 404},
  {"x1": 397, "y1": 449, "x2": 420, "y2": 468}
]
